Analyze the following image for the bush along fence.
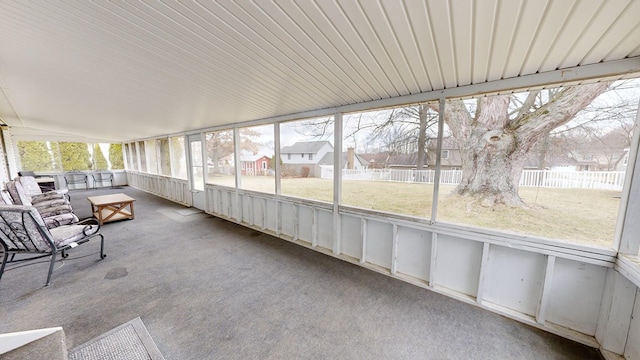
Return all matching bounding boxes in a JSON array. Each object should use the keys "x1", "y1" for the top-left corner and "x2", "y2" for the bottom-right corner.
[{"x1": 320, "y1": 167, "x2": 626, "y2": 191}]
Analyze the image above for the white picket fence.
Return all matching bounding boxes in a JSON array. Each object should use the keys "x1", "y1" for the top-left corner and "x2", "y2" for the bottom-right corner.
[{"x1": 320, "y1": 167, "x2": 626, "y2": 190}]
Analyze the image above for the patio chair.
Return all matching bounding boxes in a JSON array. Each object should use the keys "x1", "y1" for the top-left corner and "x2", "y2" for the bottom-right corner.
[
  {"x1": 91, "y1": 171, "x2": 114, "y2": 189},
  {"x1": 5, "y1": 180, "x2": 79, "y2": 229},
  {"x1": 17, "y1": 176, "x2": 69, "y2": 200},
  {"x1": 0, "y1": 205, "x2": 105, "y2": 286},
  {"x1": 63, "y1": 172, "x2": 88, "y2": 190}
]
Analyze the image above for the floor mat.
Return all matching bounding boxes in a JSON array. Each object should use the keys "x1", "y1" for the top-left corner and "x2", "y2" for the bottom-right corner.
[{"x1": 68, "y1": 317, "x2": 164, "y2": 360}]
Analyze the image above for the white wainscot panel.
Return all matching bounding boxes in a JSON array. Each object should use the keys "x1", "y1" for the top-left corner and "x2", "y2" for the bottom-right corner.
[
  {"x1": 241, "y1": 195, "x2": 252, "y2": 224},
  {"x1": 280, "y1": 203, "x2": 296, "y2": 238},
  {"x1": 482, "y1": 246, "x2": 546, "y2": 316},
  {"x1": 316, "y1": 210, "x2": 334, "y2": 250},
  {"x1": 251, "y1": 197, "x2": 265, "y2": 227},
  {"x1": 297, "y1": 206, "x2": 314, "y2": 244},
  {"x1": 365, "y1": 220, "x2": 393, "y2": 270},
  {"x1": 435, "y1": 235, "x2": 483, "y2": 297},
  {"x1": 220, "y1": 191, "x2": 231, "y2": 217},
  {"x1": 265, "y1": 199, "x2": 277, "y2": 232},
  {"x1": 395, "y1": 226, "x2": 431, "y2": 282},
  {"x1": 205, "y1": 189, "x2": 215, "y2": 213},
  {"x1": 231, "y1": 193, "x2": 241, "y2": 221},
  {"x1": 341, "y1": 215, "x2": 362, "y2": 260},
  {"x1": 205, "y1": 189, "x2": 216, "y2": 214},
  {"x1": 546, "y1": 258, "x2": 607, "y2": 335},
  {"x1": 626, "y1": 288, "x2": 640, "y2": 360}
]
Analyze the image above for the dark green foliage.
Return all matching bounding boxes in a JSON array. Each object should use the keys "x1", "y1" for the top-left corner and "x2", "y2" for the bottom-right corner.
[
  {"x1": 17, "y1": 141, "x2": 57, "y2": 172},
  {"x1": 109, "y1": 143, "x2": 124, "y2": 169},
  {"x1": 59, "y1": 142, "x2": 92, "y2": 171},
  {"x1": 93, "y1": 144, "x2": 108, "y2": 170}
]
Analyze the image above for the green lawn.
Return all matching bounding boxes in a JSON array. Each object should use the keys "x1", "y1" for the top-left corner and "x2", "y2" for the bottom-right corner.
[{"x1": 207, "y1": 175, "x2": 619, "y2": 248}]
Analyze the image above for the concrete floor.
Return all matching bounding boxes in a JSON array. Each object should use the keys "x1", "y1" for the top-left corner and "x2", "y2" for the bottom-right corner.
[{"x1": 0, "y1": 186, "x2": 604, "y2": 359}]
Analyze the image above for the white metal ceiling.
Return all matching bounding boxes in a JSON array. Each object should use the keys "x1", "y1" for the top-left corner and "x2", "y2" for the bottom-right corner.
[{"x1": 0, "y1": 0, "x2": 639, "y2": 142}]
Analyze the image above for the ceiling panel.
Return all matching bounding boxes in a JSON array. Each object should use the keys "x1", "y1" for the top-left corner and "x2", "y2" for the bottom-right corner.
[
  {"x1": 0, "y1": 0, "x2": 638, "y2": 143},
  {"x1": 470, "y1": 0, "x2": 498, "y2": 83},
  {"x1": 404, "y1": 0, "x2": 442, "y2": 90}
]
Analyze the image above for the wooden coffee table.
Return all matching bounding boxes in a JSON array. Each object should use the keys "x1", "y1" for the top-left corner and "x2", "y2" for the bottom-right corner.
[{"x1": 87, "y1": 193, "x2": 136, "y2": 225}]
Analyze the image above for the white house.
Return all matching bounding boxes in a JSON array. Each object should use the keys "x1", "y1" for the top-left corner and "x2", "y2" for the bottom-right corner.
[{"x1": 280, "y1": 141, "x2": 334, "y2": 177}]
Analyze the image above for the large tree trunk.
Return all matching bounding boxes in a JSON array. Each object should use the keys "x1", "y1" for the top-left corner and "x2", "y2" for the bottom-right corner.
[{"x1": 436, "y1": 82, "x2": 610, "y2": 208}]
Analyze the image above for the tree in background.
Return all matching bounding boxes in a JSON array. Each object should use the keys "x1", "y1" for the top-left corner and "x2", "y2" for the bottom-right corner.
[
  {"x1": 157, "y1": 139, "x2": 171, "y2": 176},
  {"x1": 206, "y1": 128, "x2": 262, "y2": 174},
  {"x1": 17, "y1": 141, "x2": 57, "y2": 172},
  {"x1": 170, "y1": 136, "x2": 186, "y2": 178},
  {"x1": 93, "y1": 144, "x2": 108, "y2": 170},
  {"x1": 59, "y1": 142, "x2": 92, "y2": 171},
  {"x1": 428, "y1": 83, "x2": 610, "y2": 207},
  {"x1": 109, "y1": 143, "x2": 124, "y2": 169},
  {"x1": 368, "y1": 103, "x2": 439, "y2": 170}
]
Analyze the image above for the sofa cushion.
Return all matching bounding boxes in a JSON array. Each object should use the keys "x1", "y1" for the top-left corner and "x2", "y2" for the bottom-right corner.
[
  {"x1": 37, "y1": 204, "x2": 73, "y2": 218},
  {"x1": 43, "y1": 213, "x2": 79, "y2": 229},
  {"x1": 31, "y1": 192, "x2": 66, "y2": 204}
]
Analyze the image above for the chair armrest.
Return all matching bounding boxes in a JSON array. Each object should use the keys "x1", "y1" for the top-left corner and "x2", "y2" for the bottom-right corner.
[
  {"x1": 76, "y1": 217, "x2": 101, "y2": 235},
  {"x1": 76, "y1": 217, "x2": 99, "y2": 226}
]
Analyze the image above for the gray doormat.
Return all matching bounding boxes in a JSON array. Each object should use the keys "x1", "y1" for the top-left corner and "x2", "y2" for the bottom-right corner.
[{"x1": 68, "y1": 317, "x2": 164, "y2": 360}]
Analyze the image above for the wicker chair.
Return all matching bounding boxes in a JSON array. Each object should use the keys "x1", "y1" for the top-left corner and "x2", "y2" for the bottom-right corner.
[{"x1": 0, "y1": 205, "x2": 105, "y2": 286}]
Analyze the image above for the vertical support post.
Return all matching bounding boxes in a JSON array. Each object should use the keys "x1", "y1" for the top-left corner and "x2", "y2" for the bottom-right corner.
[
  {"x1": 261, "y1": 198, "x2": 266, "y2": 230},
  {"x1": 274, "y1": 122, "x2": 281, "y2": 195},
  {"x1": 293, "y1": 205, "x2": 299, "y2": 241},
  {"x1": 333, "y1": 112, "x2": 343, "y2": 255},
  {"x1": 135, "y1": 141, "x2": 143, "y2": 173},
  {"x1": 249, "y1": 197, "x2": 255, "y2": 226},
  {"x1": 312, "y1": 208, "x2": 318, "y2": 247},
  {"x1": 233, "y1": 128, "x2": 242, "y2": 190},
  {"x1": 235, "y1": 191, "x2": 242, "y2": 222},
  {"x1": 596, "y1": 269, "x2": 637, "y2": 354},
  {"x1": 360, "y1": 218, "x2": 367, "y2": 264},
  {"x1": 429, "y1": 232, "x2": 438, "y2": 287},
  {"x1": 616, "y1": 99, "x2": 640, "y2": 254},
  {"x1": 391, "y1": 224, "x2": 399, "y2": 274},
  {"x1": 219, "y1": 190, "x2": 224, "y2": 216},
  {"x1": 536, "y1": 255, "x2": 556, "y2": 324},
  {"x1": 476, "y1": 242, "x2": 491, "y2": 304},
  {"x1": 430, "y1": 97, "x2": 446, "y2": 223},
  {"x1": 210, "y1": 189, "x2": 216, "y2": 214},
  {"x1": 274, "y1": 122, "x2": 282, "y2": 236},
  {"x1": 233, "y1": 128, "x2": 243, "y2": 221}
]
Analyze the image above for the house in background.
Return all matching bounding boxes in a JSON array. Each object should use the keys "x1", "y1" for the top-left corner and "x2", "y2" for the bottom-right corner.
[
  {"x1": 386, "y1": 152, "x2": 428, "y2": 170},
  {"x1": 281, "y1": 141, "x2": 333, "y2": 177},
  {"x1": 427, "y1": 137, "x2": 462, "y2": 170},
  {"x1": 385, "y1": 137, "x2": 462, "y2": 171},
  {"x1": 317, "y1": 147, "x2": 369, "y2": 172},
  {"x1": 360, "y1": 152, "x2": 389, "y2": 169},
  {"x1": 232, "y1": 150, "x2": 272, "y2": 176},
  {"x1": 617, "y1": 148, "x2": 630, "y2": 171}
]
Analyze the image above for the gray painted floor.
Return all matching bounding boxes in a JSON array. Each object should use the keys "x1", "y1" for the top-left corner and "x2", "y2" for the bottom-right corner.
[{"x1": 0, "y1": 187, "x2": 603, "y2": 359}]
